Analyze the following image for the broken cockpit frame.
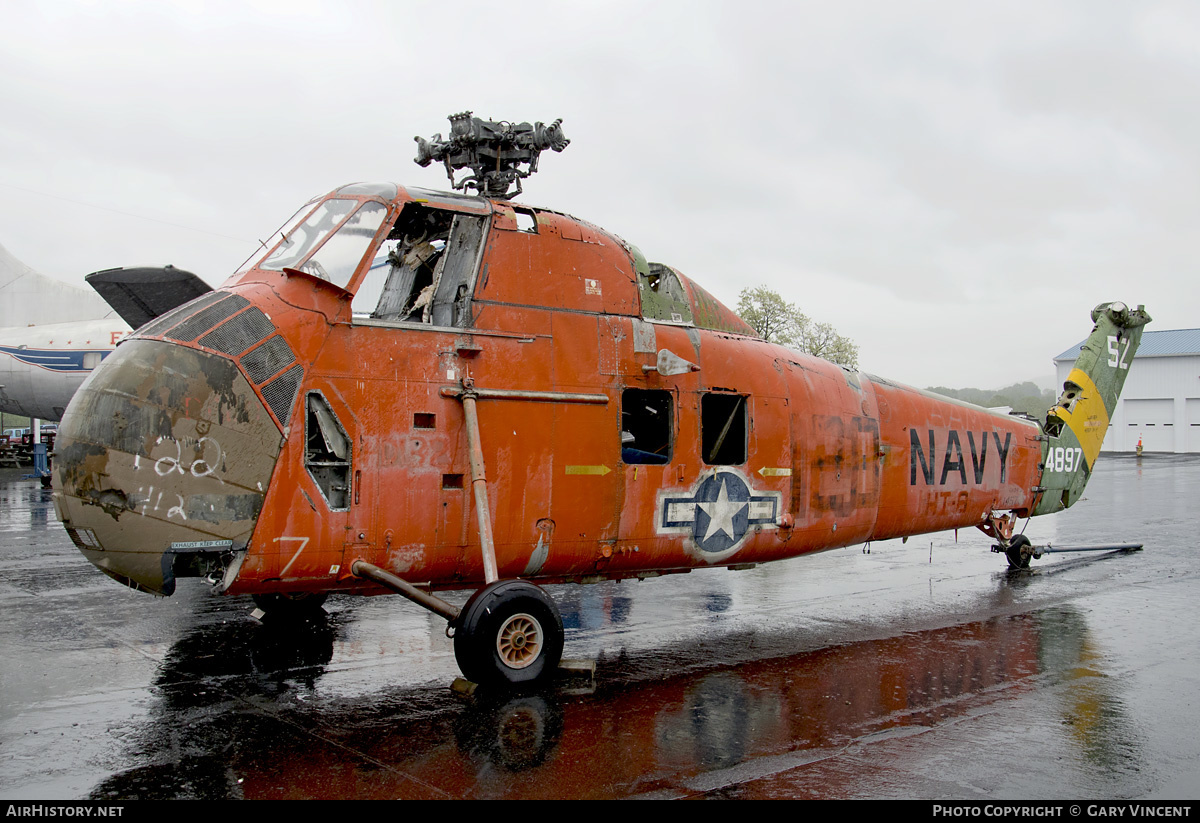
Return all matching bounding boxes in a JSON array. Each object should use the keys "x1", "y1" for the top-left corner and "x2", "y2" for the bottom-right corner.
[{"x1": 414, "y1": 111, "x2": 569, "y2": 199}]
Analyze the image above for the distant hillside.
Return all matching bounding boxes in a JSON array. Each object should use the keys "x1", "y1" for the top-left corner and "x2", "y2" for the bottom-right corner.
[{"x1": 924, "y1": 381, "x2": 1055, "y2": 418}]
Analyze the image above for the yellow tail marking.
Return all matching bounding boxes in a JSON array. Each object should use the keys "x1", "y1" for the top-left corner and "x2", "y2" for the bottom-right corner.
[{"x1": 1056, "y1": 368, "x2": 1110, "y2": 469}]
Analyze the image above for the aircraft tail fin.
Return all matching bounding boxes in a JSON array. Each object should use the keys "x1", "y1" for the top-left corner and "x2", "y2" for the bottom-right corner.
[
  {"x1": 85, "y1": 266, "x2": 212, "y2": 330},
  {"x1": 0, "y1": 242, "x2": 113, "y2": 327},
  {"x1": 1034, "y1": 302, "x2": 1151, "y2": 515}
]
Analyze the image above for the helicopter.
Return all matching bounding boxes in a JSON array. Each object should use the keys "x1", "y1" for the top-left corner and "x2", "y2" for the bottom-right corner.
[{"x1": 52, "y1": 112, "x2": 1150, "y2": 688}]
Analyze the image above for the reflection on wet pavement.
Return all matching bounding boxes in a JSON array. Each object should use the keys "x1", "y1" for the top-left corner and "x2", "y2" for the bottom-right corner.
[{"x1": 1, "y1": 456, "x2": 1197, "y2": 799}]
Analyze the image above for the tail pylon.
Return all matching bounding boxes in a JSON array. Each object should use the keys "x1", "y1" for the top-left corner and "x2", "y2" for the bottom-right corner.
[{"x1": 1033, "y1": 302, "x2": 1151, "y2": 515}]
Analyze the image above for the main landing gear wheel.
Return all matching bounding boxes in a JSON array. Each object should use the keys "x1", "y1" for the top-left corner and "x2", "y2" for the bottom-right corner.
[
  {"x1": 453, "y1": 580, "x2": 564, "y2": 688},
  {"x1": 1004, "y1": 534, "x2": 1032, "y2": 570}
]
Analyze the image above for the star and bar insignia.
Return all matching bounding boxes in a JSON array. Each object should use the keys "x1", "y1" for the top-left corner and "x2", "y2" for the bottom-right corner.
[{"x1": 657, "y1": 468, "x2": 782, "y2": 557}]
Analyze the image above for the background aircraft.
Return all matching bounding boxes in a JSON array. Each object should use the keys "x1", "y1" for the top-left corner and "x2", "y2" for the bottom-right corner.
[{"x1": 0, "y1": 242, "x2": 209, "y2": 421}]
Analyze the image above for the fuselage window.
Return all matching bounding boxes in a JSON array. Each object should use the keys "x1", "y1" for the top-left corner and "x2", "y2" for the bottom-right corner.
[
  {"x1": 513, "y1": 208, "x2": 538, "y2": 233},
  {"x1": 639, "y1": 262, "x2": 694, "y2": 325},
  {"x1": 702, "y1": 393, "x2": 747, "y2": 465},
  {"x1": 305, "y1": 392, "x2": 352, "y2": 510},
  {"x1": 621, "y1": 388, "x2": 672, "y2": 464}
]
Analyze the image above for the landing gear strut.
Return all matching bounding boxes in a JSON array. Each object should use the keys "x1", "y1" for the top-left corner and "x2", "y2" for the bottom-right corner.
[
  {"x1": 352, "y1": 561, "x2": 565, "y2": 688},
  {"x1": 348, "y1": 378, "x2": 592, "y2": 688},
  {"x1": 980, "y1": 513, "x2": 1033, "y2": 571}
]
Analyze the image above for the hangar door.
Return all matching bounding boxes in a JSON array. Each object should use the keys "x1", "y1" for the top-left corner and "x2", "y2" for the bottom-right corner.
[
  {"x1": 1124, "y1": 398, "x2": 1175, "y2": 453},
  {"x1": 1188, "y1": 399, "x2": 1200, "y2": 453}
]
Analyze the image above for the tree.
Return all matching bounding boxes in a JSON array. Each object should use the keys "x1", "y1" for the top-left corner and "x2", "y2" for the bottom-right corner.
[
  {"x1": 736, "y1": 286, "x2": 859, "y2": 370},
  {"x1": 926, "y1": 382, "x2": 1055, "y2": 418}
]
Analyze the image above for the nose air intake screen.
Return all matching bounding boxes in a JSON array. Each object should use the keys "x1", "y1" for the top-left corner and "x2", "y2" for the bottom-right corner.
[
  {"x1": 240, "y1": 336, "x2": 297, "y2": 384},
  {"x1": 166, "y1": 294, "x2": 251, "y2": 342},
  {"x1": 198, "y1": 306, "x2": 275, "y2": 357},
  {"x1": 135, "y1": 290, "x2": 231, "y2": 338},
  {"x1": 261, "y1": 364, "x2": 304, "y2": 427}
]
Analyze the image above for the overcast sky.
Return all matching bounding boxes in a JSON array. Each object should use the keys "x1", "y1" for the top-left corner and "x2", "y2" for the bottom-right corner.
[{"x1": 2, "y1": 0, "x2": 1196, "y2": 389}]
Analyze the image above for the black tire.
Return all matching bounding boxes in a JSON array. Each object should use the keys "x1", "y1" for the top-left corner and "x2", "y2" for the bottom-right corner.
[
  {"x1": 252, "y1": 591, "x2": 329, "y2": 616},
  {"x1": 453, "y1": 580, "x2": 564, "y2": 688},
  {"x1": 1005, "y1": 534, "x2": 1032, "y2": 570}
]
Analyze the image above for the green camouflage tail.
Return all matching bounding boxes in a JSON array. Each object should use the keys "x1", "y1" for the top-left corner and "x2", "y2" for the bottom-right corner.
[{"x1": 1033, "y1": 302, "x2": 1151, "y2": 516}]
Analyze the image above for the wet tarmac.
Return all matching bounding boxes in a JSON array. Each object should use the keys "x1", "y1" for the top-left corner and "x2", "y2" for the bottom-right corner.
[{"x1": 1, "y1": 454, "x2": 1198, "y2": 800}]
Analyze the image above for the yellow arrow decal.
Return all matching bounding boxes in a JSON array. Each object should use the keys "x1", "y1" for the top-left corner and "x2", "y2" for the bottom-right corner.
[
  {"x1": 757, "y1": 467, "x2": 792, "y2": 477},
  {"x1": 565, "y1": 465, "x2": 612, "y2": 476}
]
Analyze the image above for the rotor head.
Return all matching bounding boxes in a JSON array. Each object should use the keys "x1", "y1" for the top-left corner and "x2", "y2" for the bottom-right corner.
[{"x1": 414, "y1": 111, "x2": 569, "y2": 199}]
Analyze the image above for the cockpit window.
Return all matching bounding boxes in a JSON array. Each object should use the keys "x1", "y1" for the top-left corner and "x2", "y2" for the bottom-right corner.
[
  {"x1": 337, "y1": 181, "x2": 398, "y2": 199},
  {"x1": 235, "y1": 200, "x2": 318, "y2": 275},
  {"x1": 260, "y1": 199, "x2": 388, "y2": 290},
  {"x1": 351, "y1": 202, "x2": 486, "y2": 327},
  {"x1": 261, "y1": 199, "x2": 355, "y2": 272}
]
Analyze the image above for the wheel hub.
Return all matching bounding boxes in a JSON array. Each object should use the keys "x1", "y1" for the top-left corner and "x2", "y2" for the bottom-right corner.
[{"x1": 497, "y1": 612, "x2": 542, "y2": 669}]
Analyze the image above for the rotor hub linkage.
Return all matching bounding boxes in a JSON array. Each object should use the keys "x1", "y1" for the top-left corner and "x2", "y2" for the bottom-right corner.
[{"x1": 414, "y1": 111, "x2": 569, "y2": 199}]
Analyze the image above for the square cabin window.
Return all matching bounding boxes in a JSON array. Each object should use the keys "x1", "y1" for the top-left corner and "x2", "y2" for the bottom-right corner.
[
  {"x1": 702, "y1": 393, "x2": 747, "y2": 465},
  {"x1": 621, "y1": 389, "x2": 672, "y2": 464}
]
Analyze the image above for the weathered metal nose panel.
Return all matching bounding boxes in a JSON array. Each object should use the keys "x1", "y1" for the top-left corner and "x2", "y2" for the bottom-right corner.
[{"x1": 53, "y1": 339, "x2": 283, "y2": 595}]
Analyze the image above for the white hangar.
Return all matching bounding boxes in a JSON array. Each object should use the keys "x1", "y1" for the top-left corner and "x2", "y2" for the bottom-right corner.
[{"x1": 1054, "y1": 328, "x2": 1200, "y2": 454}]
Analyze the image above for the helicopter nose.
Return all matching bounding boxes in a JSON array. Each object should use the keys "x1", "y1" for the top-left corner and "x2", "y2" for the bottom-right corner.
[{"x1": 53, "y1": 336, "x2": 285, "y2": 595}]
